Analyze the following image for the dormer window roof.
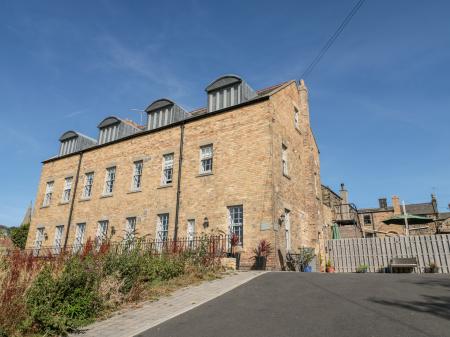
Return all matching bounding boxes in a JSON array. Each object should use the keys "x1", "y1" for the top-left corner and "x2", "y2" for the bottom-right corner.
[
  {"x1": 205, "y1": 74, "x2": 257, "y2": 113},
  {"x1": 59, "y1": 131, "x2": 97, "y2": 156},
  {"x1": 145, "y1": 98, "x2": 187, "y2": 130},
  {"x1": 97, "y1": 116, "x2": 142, "y2": 145}
]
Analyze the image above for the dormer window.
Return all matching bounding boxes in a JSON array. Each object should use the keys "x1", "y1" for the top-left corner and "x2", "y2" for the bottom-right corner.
[
  {"x1": 59, "y1": 131, "x2": 97, "y2": 156},
  {"x1": 97, "y1": 116, "x2": 142, "y2": 145},
  {"x1": 145, "y1": 99, "x2": 187, "y2": 130},
  {"x1": 205, "y1": 75, "x2": 257, "y2": 113}
]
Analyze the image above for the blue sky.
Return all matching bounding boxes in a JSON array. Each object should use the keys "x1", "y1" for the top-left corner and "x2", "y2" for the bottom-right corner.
[{"x1": 1, "y1": 0, "x2": 449, "y2": 226}]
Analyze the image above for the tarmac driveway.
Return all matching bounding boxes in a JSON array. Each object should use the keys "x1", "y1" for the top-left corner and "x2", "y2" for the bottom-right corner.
[{"x1": 137, "y1": 272, "x2": 450, "y2": 337}]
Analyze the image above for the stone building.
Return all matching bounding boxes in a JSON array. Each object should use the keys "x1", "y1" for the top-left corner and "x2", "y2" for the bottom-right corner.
[
  {"x1": 25, "y1": 75, "x2": 323, "y2": 269},
  {"x1": 358, "y1": 195, "x2": 440, "y2": 237},
  {"x1": 321, "y1": 184, "x2": 363, "y2": 239}
]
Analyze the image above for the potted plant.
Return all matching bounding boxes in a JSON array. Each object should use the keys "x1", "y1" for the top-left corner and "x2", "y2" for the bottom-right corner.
[
  {"x1": 229, "y1": 233, "x2": 241, "y2": 268},
  {"x1": 356, "y1": 264, "x2": 368, "y2": 273},
  {"x1": 253, "y1": 239, "x2": 273, "y2": 270},
  {"x1": 325, "y1": 259, "x2": 335, "y2": 273},
  {"x1": 298, "y1": 247, "x2": 315, "y2": 272}
]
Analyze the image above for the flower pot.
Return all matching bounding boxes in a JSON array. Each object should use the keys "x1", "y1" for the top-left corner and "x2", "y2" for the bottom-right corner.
[
  {"x1": 254, "y1": 256, "x2": 267, "y2": 270},
  {"x1": 326, "y1": 266, "x2": 335, "y2": 273},
  {"x1": 303, "y1": 265, "x2": 312, "y2": 272}
]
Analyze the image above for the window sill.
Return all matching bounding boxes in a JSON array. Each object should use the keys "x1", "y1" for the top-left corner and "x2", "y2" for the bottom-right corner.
[
  {"x1": 283, "y1": 173, "x2": 291, "y2": 180},
  {"x1": 40, "y1": 205, "x2": 50, "y2": 209},
  {"x1": 158, "y1": 184, "x2": 173, "y2": 189},
  {"x1": 58, "y1": 201, "x2": 70, "y2": 206},
  {"x1": 100, "y1": 194, "x2": 113, "y2": 199},
  {"x1": 197, "y1": 172, "x2": 213, "y2": 177},
  {"x1": 79, "y1": 197, "x2": 91, "y2": 202},
  {"x1": 127, "y1": 189, "x2": 142, "y2": 194}
]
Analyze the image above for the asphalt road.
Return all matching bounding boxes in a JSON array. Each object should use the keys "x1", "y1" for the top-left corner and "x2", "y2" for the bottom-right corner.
[{"x1": 137, "y1": 272, "x2": 450, "y2": 337}]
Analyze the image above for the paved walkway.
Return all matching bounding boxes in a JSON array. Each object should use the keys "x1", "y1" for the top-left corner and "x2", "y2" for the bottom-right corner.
[{"x1": 71, "y1": 271, "x2": 264, "y2": 337}]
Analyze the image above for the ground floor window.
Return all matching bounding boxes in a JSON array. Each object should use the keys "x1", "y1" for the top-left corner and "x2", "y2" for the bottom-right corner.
[
  {"x1": 157, "y1": 214, "x2": 169, "y2": 242},
  {"x1": 95, "y1": 220, "x2": 109, "y2": 249},
  {"x1": 73, "y1": 223, "x2": 86, "y2": 253},
  {"x1": 33, "y1": 227, "x2": 45, "y2": 256},
  {"x1": 187, "y1": 219, "x2": 195, "y2": 248},
  {"x1": 53, "y1": 225, "x2": 64, "y2": 254},
  {"x1": 228, "y1": 205, "x2": 243, "y2": 245}
]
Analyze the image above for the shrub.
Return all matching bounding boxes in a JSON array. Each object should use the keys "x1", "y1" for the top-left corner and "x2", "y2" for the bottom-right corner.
[
  {"x1": 356, "y1": 264, "x2": 368, "y2": 273},
  {"x1": 26, "y1": 257, "x2": 102, "y2": 335},
  {"x1": 9, "y1": 223, "x2": 30, "y2": 249}
]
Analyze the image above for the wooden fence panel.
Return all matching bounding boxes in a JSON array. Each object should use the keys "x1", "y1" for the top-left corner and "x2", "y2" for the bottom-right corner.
[{"x1": 326, "y1": 235, "x2": 450, "y2": 273}]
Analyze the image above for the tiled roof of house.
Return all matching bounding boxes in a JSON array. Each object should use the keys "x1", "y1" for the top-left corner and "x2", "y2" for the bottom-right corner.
[
  {"x1": 438, "y1": 212, "x2": 450, "y2": 220},
  {"x1": 404, "y1": 203, "x2": 435, "y2": 215}
]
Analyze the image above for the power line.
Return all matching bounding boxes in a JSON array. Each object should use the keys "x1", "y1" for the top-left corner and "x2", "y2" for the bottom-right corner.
[{"x1": 301, "y1": 0, "x2": 366, "y2": 79}]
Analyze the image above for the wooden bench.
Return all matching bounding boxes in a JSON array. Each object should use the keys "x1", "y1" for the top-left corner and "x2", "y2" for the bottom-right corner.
[{"x1": 389, "y1": 257, "x2": 418, "y2": 273}]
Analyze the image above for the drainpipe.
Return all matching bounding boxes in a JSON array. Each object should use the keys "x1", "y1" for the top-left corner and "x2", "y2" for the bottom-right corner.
[
  {"x1": 63, "y1": 152, "x2": 83, "y2": 250},
  {"x1": 173, "y1": 123, "x2": 185, "y2": 241}
]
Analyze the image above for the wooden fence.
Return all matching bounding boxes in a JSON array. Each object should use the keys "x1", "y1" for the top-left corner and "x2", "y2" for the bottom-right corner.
[{"x1": 326, "y1": 234, "x2": 450, "y2": 273}]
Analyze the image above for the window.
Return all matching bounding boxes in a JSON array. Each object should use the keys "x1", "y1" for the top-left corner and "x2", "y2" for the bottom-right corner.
[
  {"x1": 282, "y1": 144, "x2": 288, "y2": 176},
  {"x1": 34, "y1": 227, "x2": 45, "y2": 255},
  {"x1": 162, "y1": 154, "x2": 173, "y2": 185},
  {"x1": 294, "y1": 107, "x2": 299, "y2": 128},
  {"x1": 73, "y1": 223, "x2": 86, "y2": 253},
  {"x1": 187, "y1": 219, "x2": 196, "y2": 248},
  {"x1": 62, "y1": 177, "x2": 73, "y2": 202},
  {"x1": 132, "y1": 161, "x2": 143, "y2": 190},
  {"x1": 200, "y1": 144, "x2": 213, "y2": 174},
  {"x1": 42, "y1": 181, "x2": 54, "y2": 206},
  {"x1": 228, "y1": 205, "x2": 243, "y2": 245},
  {"x1": 363, "y1": 214, "x2": 372, "y2": 225},
  {"x1": 125, "y1": 217, "x2": 136, "y2": 242},
  {"x1": 156, "y1": 214, "x2": 169, "y2": 242},
  {"x1": 53, "y1": 225, "x2": 64, "y2": 254},
  {"x1": 82, "y1": 172, "x2": 94, "y2": 198},
  {"x1": 284, "y1": 209, "x2": 291, "y2": 252},
  {"x1": 104, "y1": 167, "x2": 116, "y2": 195},
  {"x1": 95, "y1": 220, "x2": 109, "y2": 249}
]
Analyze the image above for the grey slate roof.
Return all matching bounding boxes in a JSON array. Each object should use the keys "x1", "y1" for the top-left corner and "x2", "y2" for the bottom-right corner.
[{"x1": 359, "y1": 203, "x2": 436, "y2": 215}]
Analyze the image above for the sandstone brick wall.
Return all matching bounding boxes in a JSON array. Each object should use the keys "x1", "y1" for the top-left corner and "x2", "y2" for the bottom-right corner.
[{"x1": 26, "y1": 81, "x2": 322, "y2": 270}]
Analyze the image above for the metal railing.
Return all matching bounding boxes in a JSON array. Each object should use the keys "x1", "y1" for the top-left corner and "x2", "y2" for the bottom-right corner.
[{"x1": 4, "y1": 234, "x2": 236, "y2": 258}]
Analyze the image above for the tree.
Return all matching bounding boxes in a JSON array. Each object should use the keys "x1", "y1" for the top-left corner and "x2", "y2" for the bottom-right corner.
[{"x1": 10, "y1": 223, "x2": 30, "y2": 249}]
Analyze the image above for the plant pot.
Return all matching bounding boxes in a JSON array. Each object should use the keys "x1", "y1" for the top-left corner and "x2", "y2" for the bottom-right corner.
[
  {"x1": 254, "y1": 256, "x2": 267, "y2": 270},
  {"x1": 326, "y1": 266, "x2": 335, "y2": 273},
  {"x1": 303, "y1": 265, "x2": 312, "y2": 272}
]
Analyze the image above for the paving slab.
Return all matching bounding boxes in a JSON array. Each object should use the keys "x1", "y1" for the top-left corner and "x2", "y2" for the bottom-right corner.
[{"x1": 70, "y1": 271, "x2": 264, "y2": 337}]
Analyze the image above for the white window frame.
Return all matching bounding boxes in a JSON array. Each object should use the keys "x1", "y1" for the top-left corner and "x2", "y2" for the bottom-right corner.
[
  {"x1": 34, "y1": 227, "x2": 45, "y2": 255},
  {"x1": 73, "y1": 223, "x2": 86, "y2": 253},
  {"x1": 42, "y1": 181, "x2": 54, "y2": 207},
  {"x1": 156, "y1": 214, "x2": 169, "y2": 242},
  {"x1": 132, "y1": 161, "x2": 143, "y2": 190},
  {"x1": 187, "y1": 219, "x2": 196, "y2": 248},
  {"x1": 62, "y1": 177, "x2": 73, "y2": 203},
  {"x1": 82, "y1": 172, "x2": 94, "y2": 198},
  {"x1": 228, "y1": 205, "x2": 244, "y2": 246},
  {"x1": 125, "y1": 217, "x2": 137, "y2": 242},
  {"x1": 161, "y1": 154, "x2": 174, "y2": 185},
  {"x1": 95, "y1": 220, "x2": 109, "y2": 248},
  {"x1": 103, "y1": 167, "x2": 116, "y2": 195},
  {"x1": 200, "y1": 144, "x2": 213, "y2": 174},
  {"x1": 285, "y1": 209, "x2": 291, "y2": 252},
  {"x1": 53, "y1": 225, "x2": 64, "y2": 254},
  {"x1": 282, "y1": 144, "x2": 289, "y2": 176}
]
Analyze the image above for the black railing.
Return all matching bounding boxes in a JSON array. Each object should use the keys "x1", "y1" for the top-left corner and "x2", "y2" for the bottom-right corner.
[{"x1": 4, "y1": 234, "x2": 236, "y2": 258}]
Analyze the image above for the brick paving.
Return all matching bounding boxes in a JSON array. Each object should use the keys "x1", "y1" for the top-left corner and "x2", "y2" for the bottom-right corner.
[{"x1": 70, "y1": 271, "x2": 264, "y2": 337}]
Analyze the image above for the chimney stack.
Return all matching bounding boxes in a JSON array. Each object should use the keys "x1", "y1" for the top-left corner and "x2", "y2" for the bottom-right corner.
[
  {"x1": 392, "y1": 196, "x2": 401, "y2": 215},
  {"x1": 378, "y1": 198, "x2": 387, "y2": 209}
]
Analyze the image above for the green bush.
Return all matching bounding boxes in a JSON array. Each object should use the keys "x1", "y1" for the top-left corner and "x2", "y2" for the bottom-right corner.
[
  {"x1": 26, "y1": 258, "x2": 101, "y2": 335},
  {"x1": 9, "y1": 223, "x2": 30, "y2": 249}
]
